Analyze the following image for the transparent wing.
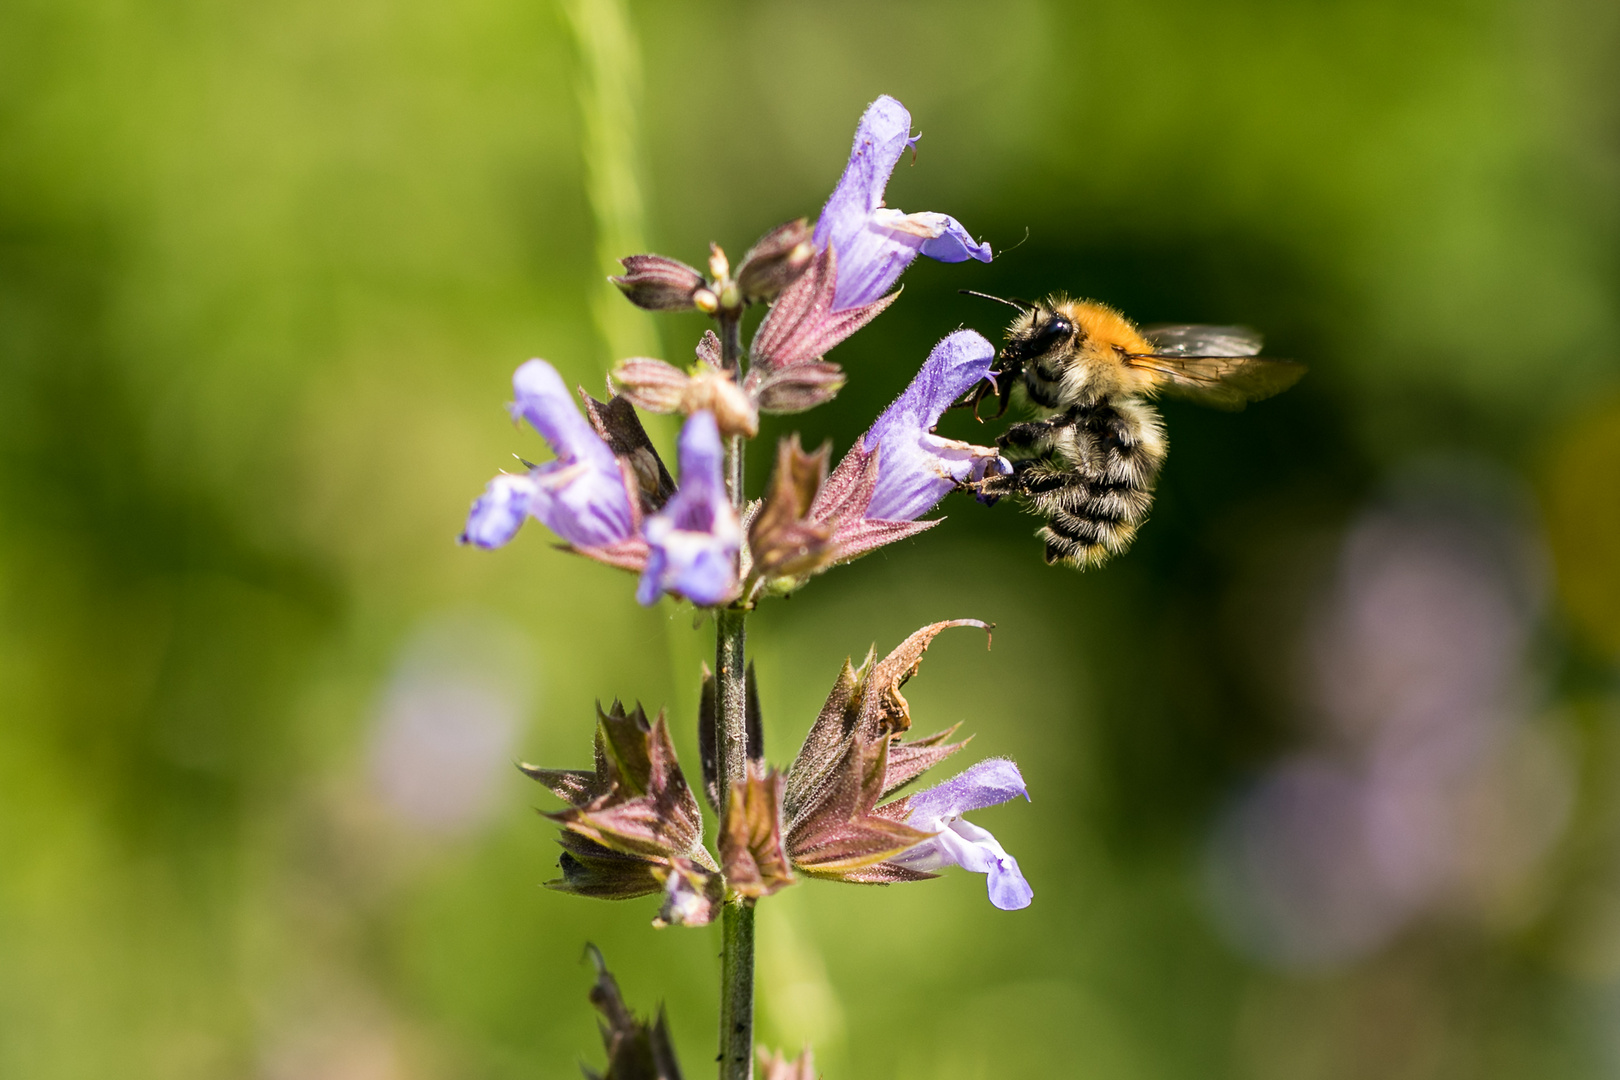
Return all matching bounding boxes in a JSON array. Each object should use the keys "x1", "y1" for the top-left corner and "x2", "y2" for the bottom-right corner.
[
  {"x1": 1125, "y1": 353, "x2": 1306, "y2": 411},
  {"x1": 1141, "y1": 324, "x2": 1264, "y2": 358}
]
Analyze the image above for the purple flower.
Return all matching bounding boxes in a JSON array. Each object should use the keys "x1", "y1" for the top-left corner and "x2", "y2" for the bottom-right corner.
[
  {"x1": 892, "y1": 758, "x2": 1033, "y2": 911},
  {"x1": 814, "y1": 95, "x2": 992, "y2": 311},
  {"x1": 460, "y1": 360, "x2": 636, "y2": 550},
  {"x1": 861, "y1": 330, "x2": 1011, "y2": 522},
  {"x1": 637, "y1": 411, "x2": 742, "y2": 607}
]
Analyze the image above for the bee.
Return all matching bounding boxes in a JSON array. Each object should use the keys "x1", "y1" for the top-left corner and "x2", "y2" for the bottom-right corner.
[{"x1": 961, "y1": 292, "x2": 1305, "y2": 569}]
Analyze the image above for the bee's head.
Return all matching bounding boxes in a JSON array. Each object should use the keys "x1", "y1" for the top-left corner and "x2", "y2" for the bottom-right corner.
[{"x1": 956, "y1": 292, "x2": 1080, "y2": 419}]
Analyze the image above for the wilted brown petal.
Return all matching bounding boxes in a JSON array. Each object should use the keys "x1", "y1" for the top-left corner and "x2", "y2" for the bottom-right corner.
[
  {"x1": 581, "y1": 390, "x2": 676, "y2": 513},
  {"x1": 720, "y1": 764, "x2": 795, "y2": 900},
  {"x1": 583, "y1": 946, "x2": 686, "y2": 1080},
  {"x1": 865, "y1": 620, "x2": 992, "y2": 737},
  {"x1": 610, "y1": 253, "x2": 706, "y2": 312},
  {"x1": 735, "y1": 218, "x2": 815, "y2": 303}
]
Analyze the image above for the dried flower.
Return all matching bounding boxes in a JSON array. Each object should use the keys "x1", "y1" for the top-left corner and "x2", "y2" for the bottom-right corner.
[
  {"x1": 778, "y1": 620, "x2": 1031, "y2": 909},
  {"x1": 582, "y1": 946, "x2": 685, "y2": 1080},
  {"x1": 522, "y1": 701, "x2": 721, "y2": 927},
  {"x1": 719, "y1": 763, "x2": 795, "y2": 900},
  {"x1": 611, "y1": 253, "x2": 707, "y2": 312},
  {"x1": 747, "y1": 435, "x2": 835, "y2": 583},
  {"x1": 814, "y1": 95, "x2": 992, "y2": 311},
  {"x1": 459, "y1": 359, "x2": 635, "y2": 550},
  {"x1": 637, "y1": 411, "x2": 743, "y2": 607}
]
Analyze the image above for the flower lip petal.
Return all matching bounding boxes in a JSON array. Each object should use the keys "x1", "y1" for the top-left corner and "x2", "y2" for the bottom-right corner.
[
  {"x1": 460, "y1": 472, "x2": 537, "y2": 549},
  {"x1": 917, "y1": 214, "x2": 993, "y2": 263},
  {"x1": 904, "y1": 757, "x2": 1029, "y2": 826}
]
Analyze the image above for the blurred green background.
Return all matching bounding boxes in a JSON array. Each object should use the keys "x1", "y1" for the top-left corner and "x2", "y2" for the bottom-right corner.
[{"x1": 5, "y1": 0, "x2": 1620, "y2": 1076}]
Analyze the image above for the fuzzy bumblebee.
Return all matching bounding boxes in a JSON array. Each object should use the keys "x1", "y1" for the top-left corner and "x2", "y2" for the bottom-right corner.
[{"x1": 964, "y1": 294, "x2": 1305, "y2": 569}]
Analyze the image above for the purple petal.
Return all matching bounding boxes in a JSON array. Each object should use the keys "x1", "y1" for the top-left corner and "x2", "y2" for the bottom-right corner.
[
  {"x1": 811, "y1": 97, "x2": 990, "y2": 310},
  {"x1": 510, "y1": 360, "x2": 622, "y2": 477},
  {"x1": 459, "y1": 472, "x2": 537, "y2": 549},
  {"x1": 861, "y1": 330, "x2": 999, "y2": 521},
  {"x1": 891, "y1": 817, "x2": 1034, "y2": 911},
  {"x1": 636, "y1": 412, "x2": 741, "y2": 607},
  {"x1": 905, "y1": 758, "x2": 1030, "y2": 825},
  {"x1": 812, "y1": 95, "x2": 915, "y2": 266},
  {"x1": 917, "y1": 214, "x2": 993, "y2": 263},
  {"x1": 501, "y1": 360, "x2": 634, "y2": 547}
]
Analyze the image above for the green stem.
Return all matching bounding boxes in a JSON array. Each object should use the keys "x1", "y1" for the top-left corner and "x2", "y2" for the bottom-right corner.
[{"x1": 715, "y1": 309, "x2": 754, "y2": 1080}]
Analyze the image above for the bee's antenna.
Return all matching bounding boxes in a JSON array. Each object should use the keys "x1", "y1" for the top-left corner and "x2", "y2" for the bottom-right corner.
[{"x1": 959, "y1": 289, "x2": 1032, "y2": 314}]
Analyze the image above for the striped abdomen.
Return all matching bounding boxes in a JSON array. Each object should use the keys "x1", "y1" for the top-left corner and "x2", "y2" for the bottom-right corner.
[{"x1": 994, "y1": 396, "x2": 1167, "y2": 569}]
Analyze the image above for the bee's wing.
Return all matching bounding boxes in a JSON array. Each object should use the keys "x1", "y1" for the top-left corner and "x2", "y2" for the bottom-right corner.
[
  {"x1": 1125, "y1": 353, "x2": 1306, "y2": 411},
  {"x1": 1141, "y1": 324, "x2": 1265, "y2": 358}
]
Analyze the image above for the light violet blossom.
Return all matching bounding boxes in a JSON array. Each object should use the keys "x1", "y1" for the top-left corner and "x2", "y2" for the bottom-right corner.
[
  {"x1": 892, "y1": 758, "x2": 1034, "y2": 911},
  {"x1": 814, "y1": 95, "x2": 992, "y2": 312},
  {"x1": 460, "y1": 359, "x2": 635, "y2": 550},
  {"x1": 859, "y1": 330, "x2": 1011, "y2": 522},
  {"x1": 637, "y1": 411, "x2": 742, "y2": 607}
]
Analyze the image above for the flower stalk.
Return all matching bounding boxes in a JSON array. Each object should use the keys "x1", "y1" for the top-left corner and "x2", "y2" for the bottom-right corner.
[{"x1": 714, "y1": 300, "x2": 755, "y2": 1080}]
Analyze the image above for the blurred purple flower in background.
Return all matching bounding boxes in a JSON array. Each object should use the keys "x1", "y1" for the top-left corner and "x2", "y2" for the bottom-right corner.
[
  {"x1": 461, "y1": 359, "x2": 635, "y2": 550},
  {"x1": 892, "y1": 758, "x2": 1033, "y2": 910},
  {"x1": 814, "y1": 95, "x2": 992, "y2": 311},
  {"x1": 637, "y1": 411, "x2": 742, "y2": 607},
  {"x1": 1205, "y1": 470, "x2": 1571, "y2": 969}
]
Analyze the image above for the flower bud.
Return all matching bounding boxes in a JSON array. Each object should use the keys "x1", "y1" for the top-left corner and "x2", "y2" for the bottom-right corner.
[
  {"x1": 611, "y1": 357, "x2": 689, "y2": 413},
  {"x1": 610, "y1": 254, "x2": 705, "y2": 311},
  {"x1": 752, "y1": 361, "x2": 847, "y2": 414},
  {"x1": 735, "y1": 218, "x2": 815, "y2": 303}
]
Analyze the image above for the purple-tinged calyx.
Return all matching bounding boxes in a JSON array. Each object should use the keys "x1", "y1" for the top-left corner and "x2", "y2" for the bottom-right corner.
[
  {"x1": 813, "y1": 95, "x2": 991, "y2": 311},
  {"x1": 781, "y1": 331, "x2": 1009, "y2": 579},
  {"x1": 637, "y1": 411, "x2": 742, "y2": 607}
]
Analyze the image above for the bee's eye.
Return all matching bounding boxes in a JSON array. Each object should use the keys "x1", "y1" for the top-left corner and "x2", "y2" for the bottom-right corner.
[{"x1": 1026, "y1": 312, "x2": 1073, "y2": 354}]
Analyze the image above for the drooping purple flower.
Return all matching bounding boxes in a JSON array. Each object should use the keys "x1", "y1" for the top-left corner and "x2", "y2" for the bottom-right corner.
[
  {"x1": 460, "y1": 359, "x2": 635, "y2": 550},
  {"x1": 814, "y1": 95, "x2": 992, "y2": 311},
  {"x1": 891, "y1": 758, "x2": 1033, "y2": 911},
  {"x1": 860, "y1": 330, "x2": 1011, "y2": 522},
  {"x1": 637, "y1": 411, "x2": 742, "y2": 607}
]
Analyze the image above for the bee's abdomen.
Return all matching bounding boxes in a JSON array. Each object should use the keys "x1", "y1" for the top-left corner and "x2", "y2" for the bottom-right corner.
[{"x1": 1012, "y1": 397, "x2": 1166, "y2": 570}]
